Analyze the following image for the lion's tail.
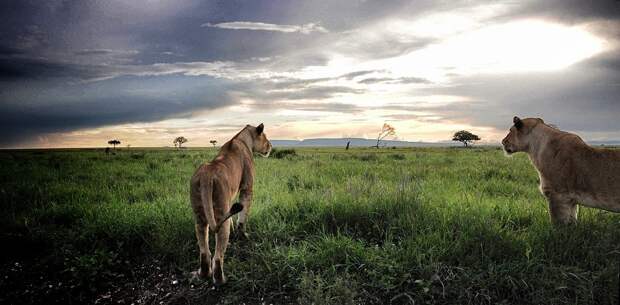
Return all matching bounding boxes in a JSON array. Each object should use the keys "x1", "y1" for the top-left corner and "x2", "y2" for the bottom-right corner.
[
  {"x1": 214, "y1": 202, "x2": 244, "y2": 232},
  {"x1": 200, "y1": 173, "x2": 245, "y2": 233},
  {"x1": 200, "y1": 173, "x2": 219, "y2": 233}
]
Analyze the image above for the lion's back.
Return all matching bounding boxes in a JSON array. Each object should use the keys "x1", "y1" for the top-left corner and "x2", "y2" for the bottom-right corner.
[{"x1": 544, "y1": 133, "x2": 620, "y2": 211}]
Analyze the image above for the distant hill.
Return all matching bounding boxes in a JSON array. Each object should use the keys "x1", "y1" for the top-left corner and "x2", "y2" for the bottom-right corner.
[
  {"x1": 587, "y1": 140, "x2": 620, "y2": 146},
  {"x1": 271, "y1": 138, "x2": 460, "y2": 147},
  {"x1": 271, "y1": 138, "x2": 620, "y2": 148}
]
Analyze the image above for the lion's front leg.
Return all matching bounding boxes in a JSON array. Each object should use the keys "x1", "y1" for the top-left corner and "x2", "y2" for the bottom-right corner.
[{"x1": 545, "y1": 191, "x2": 579, "y2": 225}]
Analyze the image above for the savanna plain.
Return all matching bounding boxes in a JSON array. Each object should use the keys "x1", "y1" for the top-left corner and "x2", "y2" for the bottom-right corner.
[{"x1": 0, "y1": 147, "x2": 618, "y2": 305}]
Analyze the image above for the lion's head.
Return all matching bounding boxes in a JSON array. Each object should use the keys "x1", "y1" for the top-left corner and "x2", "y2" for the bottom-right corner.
[
  {"x1": 502, "y1": 116, "x2": 545, "y2": 155},
  {"x1": 249, "y1": 123, "x2": 272, "y2": 157}
]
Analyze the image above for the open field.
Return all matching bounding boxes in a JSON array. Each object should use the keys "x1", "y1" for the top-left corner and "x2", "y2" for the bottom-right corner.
[{"x1": 0, "y1": 147, "x2": 618, "y2": 304}]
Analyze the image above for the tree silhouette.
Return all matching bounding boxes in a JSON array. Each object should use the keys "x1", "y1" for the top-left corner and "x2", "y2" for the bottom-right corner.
[
  {"x1": 374, "y1": 123, "x2": 396, "y2": 148},
  {"x1": 209, "y1": 140, "x2": 217, "y2": 147},
  {"x1": 107, "y1": 139, "x2": 121, "y2": 149},
  {"x1": 452, "y1": 130, "x2": 480, "y2": 147},
  {"x1": 173, "y1": 136, "x2": 188, "y2": 149}
]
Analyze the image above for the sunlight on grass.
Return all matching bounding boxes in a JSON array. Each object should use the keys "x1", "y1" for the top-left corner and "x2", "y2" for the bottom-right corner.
[{"x1": 1, "y1": 147, "x2": 618, "y2": 304}]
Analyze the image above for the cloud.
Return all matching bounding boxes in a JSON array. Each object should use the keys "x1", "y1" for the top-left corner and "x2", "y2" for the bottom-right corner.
[
  {"x1": 1, "y1": 0, "x2": 620, "y2": 147},
  {"x1": 264, "y1": 86, "x2": 365, "y2": 100},
  {"x1": 0, "y1": 57, "x2": 104, "y2": 81},
  {"x1": 498, "y1": 0, "x2": 620, "y2": 25},
  {"x1": 0, "y1": 75, "x2": 236, "y2": 146},
  {"x1": 0, "y1": 56, "x2": 238, "y2": 82},
  {"x1": 339, "y1": 70, "x2": 378, "y2": 79},
  {"x1": 412, "y1": 50, "x2": 620, "y2": 135},
  {"x1": 358, "y1": 76, "x2": 431, "y2": 85},
  {"x1": 202, "y1": 21, "x2": 328, "y2": 34},
  {"x1": 74, "y1": 49, "x2": 139, "y2": 56},
  {"x1": 0, "y1": 45, "x2": 25, "y2": 56}
]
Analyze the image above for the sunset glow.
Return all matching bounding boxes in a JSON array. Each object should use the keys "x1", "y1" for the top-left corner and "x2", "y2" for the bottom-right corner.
[{"x1": 1, "y1": 1, "x2": 618, "y2": 148}]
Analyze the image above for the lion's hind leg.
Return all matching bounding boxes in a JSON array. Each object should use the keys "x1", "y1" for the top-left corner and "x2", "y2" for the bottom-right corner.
[
  {"x1": 195, "y1": 222, "x2": 212, "y2": 278},
  {"x1": 191, "y1": 182, "x2": 212, "y2": 279},
  {"x1": 213, "y1": 218, "x2": 230, "y2": 285}
]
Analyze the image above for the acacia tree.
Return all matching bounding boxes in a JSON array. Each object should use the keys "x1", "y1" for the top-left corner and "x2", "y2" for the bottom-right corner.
[
  {"x1": 173, "y1": 136, "x2": 188, "y2": 149},
  {"x1": 108, "y1": 139, "x2": 121, "y2": 149},
  {"x1": 452, "y1": 130, "x2": 480, "y2": 147},
  {"x1": 209, "y1": 140, "x2": 217, "y2": 147},
  {"x1": 374, "y1": 123, "x2": 396, "y2": 148}
]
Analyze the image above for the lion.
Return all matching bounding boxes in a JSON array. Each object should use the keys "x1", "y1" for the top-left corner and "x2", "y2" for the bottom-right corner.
[
  {"x1": 502, "y1": 116, "x2": 620, "y2": 225},
  {"x1": 190, "y1": 123, "x2": 272, "y2": 285}
]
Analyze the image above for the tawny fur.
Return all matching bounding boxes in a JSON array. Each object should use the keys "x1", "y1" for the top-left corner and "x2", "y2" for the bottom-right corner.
[
  {"x1": 502, "y1": 117, "x2": 620, "y2": 225},
  {"x1": 189, "y1": 124, "x2": 271, "y2": 285}
]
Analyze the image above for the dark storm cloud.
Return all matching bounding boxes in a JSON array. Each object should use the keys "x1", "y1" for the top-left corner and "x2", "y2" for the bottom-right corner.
[
  {"x1": 0, "y1": 54, "x2": 237, "y2": 83},
  {"x1": 500, "y1": 0, "x2": 620, "y2": 24},
  {"x1": 0, "y1": 45, "x2": 26, "y2": 56},
  {"x1": 1, "y1": 0, "x2": 620, "y2": 147},
  {"x1": 0, "y1": 75, "x2": 235, "y2": 146},
  {"x1": 0, "y1": 56, "x2": 109, "y2": 81}
]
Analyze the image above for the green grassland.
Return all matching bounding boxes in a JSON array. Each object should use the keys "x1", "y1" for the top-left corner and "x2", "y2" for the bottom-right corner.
[{"x1": 0, "y1": 147, "x2": 618, "y2": 304}]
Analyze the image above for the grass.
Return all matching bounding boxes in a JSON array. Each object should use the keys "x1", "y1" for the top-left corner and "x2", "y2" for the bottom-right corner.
[{"x1": 0, "y1": 147, "x2": 618, "y2": 304}]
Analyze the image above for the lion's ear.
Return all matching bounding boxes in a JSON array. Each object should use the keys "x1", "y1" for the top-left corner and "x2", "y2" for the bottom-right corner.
[
  {"x1": 256, "y1": 123, "x2": 264, "y2": 134},
  {"x1": 513, "y1": 116, "x2": 523, "y2": 129}
]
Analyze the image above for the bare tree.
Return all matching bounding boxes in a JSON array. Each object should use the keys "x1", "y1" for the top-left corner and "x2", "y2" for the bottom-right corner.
[
  {"x1": 374, "y1": 123, "x2": 396, "y2": 148},
  {"x1": 173, "y1": 136, "x2": 188, "y2": 149},
  {"x1": 108, "y1": 139, "x2": 121, "y2": 149},
  {"x1": 210, "y1": 140, "x2": 217, "y2": 147},
  {"x1": 452, "y1": 130, "x2": 481, "y2": 147}
]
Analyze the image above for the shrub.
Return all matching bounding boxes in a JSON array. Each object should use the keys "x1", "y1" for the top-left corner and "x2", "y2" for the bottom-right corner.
[{"x1": 271, "y1": 148, "x2": 297, "y2": 159}]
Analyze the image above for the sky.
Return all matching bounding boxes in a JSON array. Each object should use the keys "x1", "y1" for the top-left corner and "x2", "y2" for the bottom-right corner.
[{"x1": 0, "y1": 0, "x2": 619, "y2": 148}]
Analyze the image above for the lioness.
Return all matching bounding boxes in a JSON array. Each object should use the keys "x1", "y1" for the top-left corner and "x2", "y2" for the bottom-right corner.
[
  {"x1": 502, "y1": 116, "x2": 620, "y2": 225},
  {"x1": 190, "y1": 123, "x2": 272, "y2": 285}
]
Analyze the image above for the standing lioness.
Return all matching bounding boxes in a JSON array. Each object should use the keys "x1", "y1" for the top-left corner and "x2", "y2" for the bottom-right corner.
[
  {"x1": 502, "y1": 116, "x2": 620, "y2": 225},
  {"x1": 190, "y1": 123, "x2": 272, "y2": 285}
]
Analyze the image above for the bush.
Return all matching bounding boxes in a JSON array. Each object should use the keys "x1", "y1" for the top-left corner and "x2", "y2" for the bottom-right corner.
[
  {"x1": 130, "y1": 153, "x2": 145, "y2": 159},
  {"x1": 271, "y1": 148, "x2": 297, "y2": 159}
]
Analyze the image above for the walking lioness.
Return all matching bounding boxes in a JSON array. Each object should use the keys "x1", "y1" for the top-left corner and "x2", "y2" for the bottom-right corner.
[
  {"x1": 502, "y1": 116, "x2": 620, "y2": 225},
  {"x1": 190, "y1": 123, "x2": 272, "y2": 285}
]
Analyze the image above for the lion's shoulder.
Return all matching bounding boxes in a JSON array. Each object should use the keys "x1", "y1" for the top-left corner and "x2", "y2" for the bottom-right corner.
[{"x1": 543, "y1": 129, "x2": 587, "y2": 151}]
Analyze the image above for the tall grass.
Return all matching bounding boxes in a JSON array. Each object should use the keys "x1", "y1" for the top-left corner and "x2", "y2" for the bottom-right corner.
[{"x1": 0, "y1": 147, "x2": 618, "y2": 304}]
